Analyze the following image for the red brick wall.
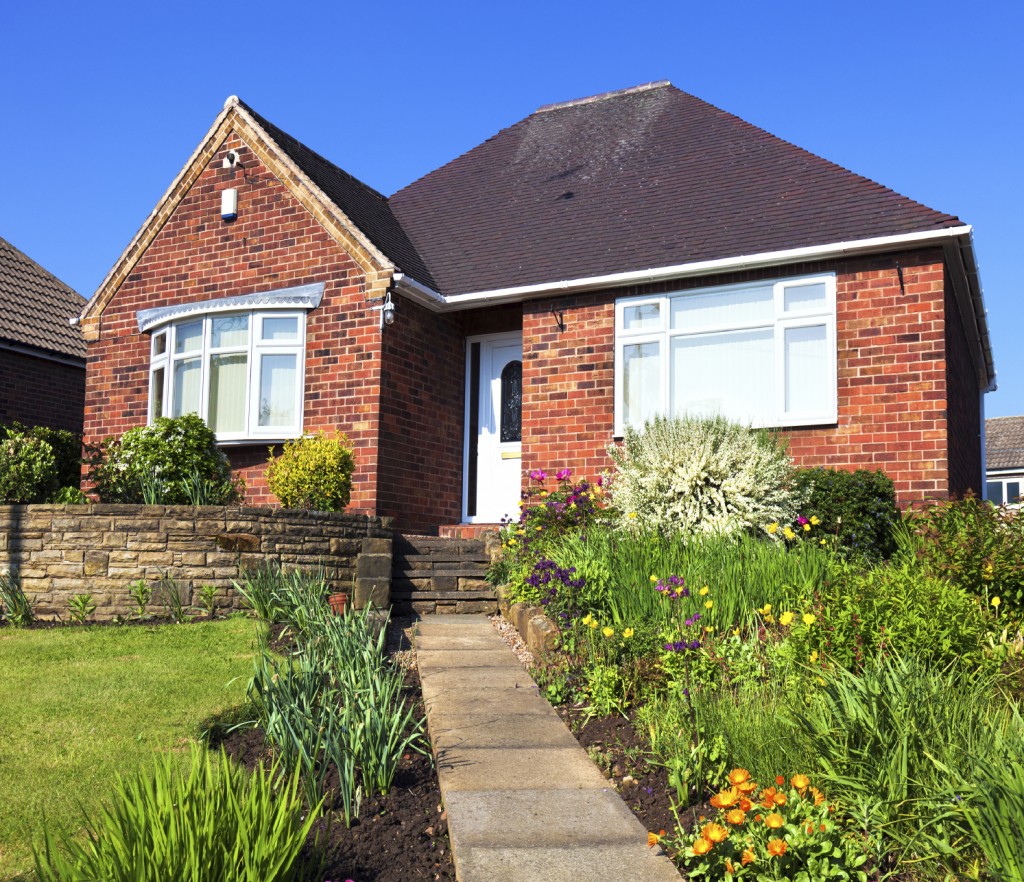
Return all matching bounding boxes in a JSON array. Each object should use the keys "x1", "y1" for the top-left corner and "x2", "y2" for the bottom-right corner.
[
  {"x1": 521, "y1": 248, "x2": 978, "y2": 507},
  {"x1": 0, "y1": 348, "x2": 85, "y2": 433},
  {"x1": 83, "y1": 133, "x2": 384, "y2": 511},
  {"x1": 376, "y1": 295, "x2": 465, "y2": 532}
]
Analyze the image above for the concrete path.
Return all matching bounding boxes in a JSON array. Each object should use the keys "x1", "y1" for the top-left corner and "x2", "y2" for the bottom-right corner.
[{"x1": 415, "y1": 614, "x2": 682, "y2": 882}]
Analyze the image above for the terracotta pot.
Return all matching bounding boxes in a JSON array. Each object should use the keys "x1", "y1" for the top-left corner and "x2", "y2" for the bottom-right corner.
[{"x1": 327, "y1": 592, "x2": 349, "y2": 615}]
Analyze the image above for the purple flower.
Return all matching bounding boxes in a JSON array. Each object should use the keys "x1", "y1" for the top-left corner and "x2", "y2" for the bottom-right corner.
[
  {"x1": 529, "y1": 469, "x2": 547, "y2": 482},
  {"x1": 797, "y1": 515, "x2": 809, "y2": 526},
  {"x1": 557, "y1": 468, "x2": 572, "y2": 481}
]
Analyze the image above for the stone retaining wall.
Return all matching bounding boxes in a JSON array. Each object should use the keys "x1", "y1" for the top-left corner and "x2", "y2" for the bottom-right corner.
[{"x1": 0, "y1": 505, "x2": 393, "y2": 622}]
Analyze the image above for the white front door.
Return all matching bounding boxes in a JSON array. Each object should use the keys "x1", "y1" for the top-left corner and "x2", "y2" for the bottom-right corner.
[{"x1": 466, "y1": 334, "x2": 523, "y2": 522}]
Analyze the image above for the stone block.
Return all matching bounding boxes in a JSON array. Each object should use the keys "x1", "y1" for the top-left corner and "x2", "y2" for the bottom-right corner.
[
  {"x1": 361, "y1": 537, "x2": 392, "y2": 555},
  {"x1": 431, "y1": 574, "x2": 458, "y2": 592},
  {"x1": 329, "y1": 537, "x2": 360, "y2": 555},
  {"x1": 527, "y1": 614, "x2": 561, "y2": 655},
  {"x1": 458, "y1": 577, "x2": 490, "y2": 592},
  {"x1": 101, "y1": 532, "x2": 128, "y2": 549},
  {"x1": 353, "y1": 577, "x2": 389, "y2": 610},
  {"x1": 180, "y1": 551, "x2": 207, "y2": 566},
  {"x1": 84, "y1": 551, "x2": 109, "y2": 576},
  {"x1": 47, "y1": 563, "x2": 85, "y2": 578},
  {"x1": 456, "y1": 600, "x2": 499, "y2": 614},
  {"x1": 356, "y1": 553, "x2": 391, "y2": 580},
  {"x1": 216, "y1": 533, "x2": 260, "y2": 552},
  {"x1": 62, "y1": 550, "x2": 84, "y2": 563},
  {"x1": 411, "y1": 601, "x2": 437, "y2": 615},
  {"x1": 126, "y1": 536, "x2": 168, "y2": 551}
]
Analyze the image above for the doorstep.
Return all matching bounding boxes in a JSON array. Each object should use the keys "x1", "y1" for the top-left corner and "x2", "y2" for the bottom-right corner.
[{"x1": 437, "y1": 523, "x2": 502, "y2": 539}]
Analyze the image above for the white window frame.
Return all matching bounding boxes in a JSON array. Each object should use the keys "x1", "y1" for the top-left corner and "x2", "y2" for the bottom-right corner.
[
  {"x1": 147, "y1": 309, "x2": 305, "y2": 443},
  {"x1": 985, "y1": 473, "x2": 1023, "y2": 508},
  {"x1": 614, "y1": 273, "x2": 837, "y2": 435}
]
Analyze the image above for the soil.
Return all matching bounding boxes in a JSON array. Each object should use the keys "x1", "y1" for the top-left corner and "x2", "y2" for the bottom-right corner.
[{"x1": 217, "y1": 661, "x2": 456, "y2": 882}]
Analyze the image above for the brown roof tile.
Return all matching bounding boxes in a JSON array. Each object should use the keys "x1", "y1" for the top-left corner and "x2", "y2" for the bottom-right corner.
[
  {"x1": 0, "y1": 236, "x2": 86, "y2": 360},
  {"x1": 389, "y1": 82, "x2": 963, "y2": 295},
  {"x1": 986, "y1": 416, "x2": 1024, "y2": 471}
]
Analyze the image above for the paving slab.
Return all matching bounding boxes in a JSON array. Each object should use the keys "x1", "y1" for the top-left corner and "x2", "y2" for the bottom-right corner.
[{"x1": 415, "y1": 615, "x2": 682, "y2": 882}]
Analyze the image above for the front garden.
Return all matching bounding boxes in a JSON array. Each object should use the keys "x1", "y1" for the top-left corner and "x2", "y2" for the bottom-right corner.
[{"x1": 493, "y1": 415, "x2": 1024, "y2": 881}]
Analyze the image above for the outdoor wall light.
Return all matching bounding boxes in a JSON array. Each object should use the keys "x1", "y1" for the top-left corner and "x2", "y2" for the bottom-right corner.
[{"x1": 373, "y1": 291, "x2": 397, "y2": 329}]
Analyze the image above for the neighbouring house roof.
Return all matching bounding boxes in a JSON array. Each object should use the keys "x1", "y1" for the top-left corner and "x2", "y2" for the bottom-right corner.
[
  {"x1": 389, "y1": 81, "x2": 963, "y2": 297},
  {"x1": 239, "y1": 101, "x2": 438, "y2": 290},
  {"x1": 0, "y1": 236, "x2": 86, "y2": 361},
  {"x1": 986, "y1": 416, "x2": 1024, "y2": 471}
]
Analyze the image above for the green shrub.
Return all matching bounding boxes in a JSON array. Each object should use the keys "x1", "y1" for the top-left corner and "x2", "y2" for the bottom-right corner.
[
  {"x1": 798, "y1": 558, "x2": 992, "y2": 672},
  {"x1": 88, "y1": 414, "x2": 239, "y2": 505},
  {"x1": 792, "y1": 467, "x2": 899, "y2": 560},
  {"x1": 0, "y1": 429, "x2": 56, "y2": 503},
  {"x1": 902, "y1": 494, "x2": 1024, "y2": 614},
  {"x1": 607, "y1": 415, "x2": 800, "y2": 538},
  {"x1": 33, "y1": 745, "x2": 322, "y2": 882},
  {"x1": 0, "y1": 423, "x2": 82, "y2": 502},
  {"x1": 265, "y1": 431, "x2": 354, "y2": 511}
]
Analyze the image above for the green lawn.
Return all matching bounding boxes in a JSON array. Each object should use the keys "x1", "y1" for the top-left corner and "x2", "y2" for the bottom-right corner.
[{"x1": 0, "y1": 618, "x2": 260, "y2": 880}]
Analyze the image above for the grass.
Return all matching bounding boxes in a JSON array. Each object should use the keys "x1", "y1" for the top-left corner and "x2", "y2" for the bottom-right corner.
[{"x1": 0, "y1": 617, "x2": 259, "y2": 879}]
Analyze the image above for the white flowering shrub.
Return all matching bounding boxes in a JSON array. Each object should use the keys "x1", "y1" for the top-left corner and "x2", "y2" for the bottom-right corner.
[{"x1": 606, "y1": 415, "x2": 800, "y2": 538}]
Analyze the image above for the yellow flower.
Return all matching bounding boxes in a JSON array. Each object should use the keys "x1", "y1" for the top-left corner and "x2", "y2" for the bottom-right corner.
[
  {"x1": 819, "y1": 538, "x2": 827, "y2": 546},
  {"x1": 809, "y1": 650, "x2": 819, "y2": 663},
  {"x1": 702, "y1": 822, "x2": 729, "y2": 843},
  {"x1": 535, "y1": 526, "x2": 542, "y2": 532},
  {"x1": 758, "y1": 603, "x2": 771, "y2": 615},
  {"x1": 650, "y1": 575, "x2": 658, "y2": 583},
  {"x1": 765, "y1": 614, "x2": 775, "y2": 624},
  {"x1": 699, "y1": 586, "x2": 709, "y2": 596},
  {"x1": 783, "y1": 526, "x2": 796, "y2": 541},
  {"x1": 627, "y1": 512, "x2": 637, "y2": 519},
  {"x1": 705, "y1": 599, "x2": 714, "y2": 609},
  {"x1": 588, "y1": 619, "x2": 598, "y2": 630},
  {"x1": 732, "y1": 628, "x2": 740, "y2": 637},
  {"x1": 791, "y1": 773, "x2": 810, "y2": 791},
  {"x1": 582, "y1": 614, "x2": 593, "y2": 625},
  {"x1": 507, "y1": 538, "x2": 517, "y2": 547},
  {"x1": 779, "y1": 611, "x2": 795, "y2": 626},
  {"x1": 992, "y1": 596, "x2": 1001, "y2": 609},
  {"x1": 767, "y1": 523, "x2": 779, "y2": 534},
  {"x1": 602, "y1": 627, "x2": 615, "y2": 638},
  {"x1": 725, "y1": 808, "x2": 746, "y2": 825},
  {"x1": 764, "y1": 812, "x2": 785, "y2": 829},
  {"x1": 623, "y1": 628, "x2": 634, "y2": 639},
  {"x1": 802, "y1": 613, "x2": 816, "y2": 626},
  {"x1": 704, "y1": 625, "x2": 714, "y2": 633},
  {"x1": 691, "y1": 837, "x2": 713, "y2": 856},
  {"x1": 539, "y1": 490, "x2": 548, "y2": 497},
  {"x1": 810, "y1": 515, "x2": 821, "y2": 525},
  {"x1": 727, "y1": 768, "x2": 751, "y2": 786},
  {"x1": 803, "y1": 522, "x2": 811, "y2": 532}
]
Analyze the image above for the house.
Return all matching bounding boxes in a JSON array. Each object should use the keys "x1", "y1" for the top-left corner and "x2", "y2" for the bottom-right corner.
[
  {"x1": 80, "y1": 83, "x2": 995, "y2": 533},
  {"x1": 0, "y1": 236, "x2": 87, "y2": 433},
  {"x1": 985, "y1": 416, "x2": 1023, "y2": 506}
]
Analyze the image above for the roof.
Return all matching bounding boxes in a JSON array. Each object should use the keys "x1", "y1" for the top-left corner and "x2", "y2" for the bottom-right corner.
[
  {"x1": 0, "y1": 236, "x2": 86, "y2": 361},
  {"x1": 986, "y1": 416, "x2": 1024, "y2": 471},
  {"x1": 238, "y1": 101, "x2": 437, "y2": 289},
  {"x1": 389, "y1": 81, "x2": 963, "y2": 296}
]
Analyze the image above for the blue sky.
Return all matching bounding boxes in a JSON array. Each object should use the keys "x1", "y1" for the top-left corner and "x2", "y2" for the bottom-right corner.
[{"x1": 3, "y1": 0, "x2": 1021, "y2": 416}]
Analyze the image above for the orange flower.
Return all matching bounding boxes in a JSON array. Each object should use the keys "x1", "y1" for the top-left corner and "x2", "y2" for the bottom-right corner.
[
  {"x1": 724, "y1": 859, "x2": 736, "y2": 874},
  {"x1": 725, "y1": 808, "x2": 746, "y2": 825},
  {"x1": 741, "y1": 848, "x2": 756, "y2": 866},
  {"x1": 728, "y1": 768, "x2": 752, "y2": 786},
  {"x1": 754, "y1": 813, "x2": 763, "y2": 822},
  {"x1": 738, "y1": 797, "x2": 753, "y2": 812},
  {"x1": 737, "y1": 779, "x2": 758, "y2": 795},
  {"x1": 767, "y1": 838, "x2": 788, "y2": 858},
  {"x1": 807, "y1": 824, "x2": 814, "y2": 834},
  {"x1": 647, "y1": 829, "x2": 665, "y2": 847},
  {"x1": 809, "y1": 786, "x2": 825, "y2": 806},
  {"x1": 692, "y1": 837, "x2": 713, "y2": 856},
  {"x1": 764, "y1": 812, "x2": 785, "y2": 829},
  {"x1": 702, "y1": 822, "x2": 729, "y2": 843},
  {"x1": 820, "y1": 824, "x2": 827, "y2": 832},
  {"x1": 773, "y1": 791, "x2": 787, "y2": 807},
  {"x1": 776, "y1": 775, "x2": 785, "y2": 786},
  {"x1": 760, "y1": 786, "x2": 781, "y2": 808},
  {"x1": 791, "y1": 773, "x2": 810, "y2": 791},
  {"x1": 711, "y1": 787, "x2": 740, "y2": 808}
]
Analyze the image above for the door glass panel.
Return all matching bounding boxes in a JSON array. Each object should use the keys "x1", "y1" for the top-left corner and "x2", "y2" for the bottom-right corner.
[
  {"x1": 500, "y1": 361, "x2": 522, "y2": 442},
  {"x1": 209, "y1": 353, "x2": 248, "y2": 432},
  {"x1": 211, "y1": 314, "x2": 249, "y2": 348},
  {"x1": 172, "y1": 357, "x2": 201, "y2": 417},
  {"x1": 258, "y1": 353, "x2": 297, "y2": 427}
]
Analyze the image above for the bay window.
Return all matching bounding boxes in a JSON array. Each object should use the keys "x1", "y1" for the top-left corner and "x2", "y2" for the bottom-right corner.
[
  {"x1": 148, "y1": 310, "x2": 305, "y2": 440},
  {"x1": 615, "y1": 273, "x2": 837, "y2": 434}
]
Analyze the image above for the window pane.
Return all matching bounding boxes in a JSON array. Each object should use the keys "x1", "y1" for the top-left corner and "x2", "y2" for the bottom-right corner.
[
  {"x1": 153, "y1": 332, "x2": 167, "y2": 356},
  {"x1": 151, "y1": 367, "x2": 165, "y2": 419},
  {"x1": 174, "y1": 321, "x2": 203, "y2": 354},
  {"x1": 623, "y1": 341, "x2": 661, "y2": 428},
  {"x1": 986, "y1": 482, "x2": 1004, "y2": 504},
  {"x1": 623, "y1": 303, "x2": 660, "y2": 331},
  {"x1": 500, "y1": 361, "x2": 522, "y2": 442},
  {"x1": 172, "y1": 357, "x2": 201, "y2": 417},
  {"x1": 212, "y1": 314, "x2": 249, "y2": 348},
  {"x1": 671, "y1": 285, "x2": 773, "y2": 330},
  {"x1": 784, "y1": 281, "x2": 827, "y2": 313},
  {"x1": 671, "y1": 329, "x2": 773, "y2": 424},
  {"x1": 785, "y1": 325, "x2": 829, "y2": 414},
  {"x1": 261, "y1": 315, "x2": 299, "y2": 341},
  {"x1": 1008, "y1": 482, "x2": 1021, "y2": 505},
  {"x1": 209, "y1": 354, "x2": 248, "y2": 433},
  {"x1": 258, "y1": 353, "x2": 297, "y2": 427}
]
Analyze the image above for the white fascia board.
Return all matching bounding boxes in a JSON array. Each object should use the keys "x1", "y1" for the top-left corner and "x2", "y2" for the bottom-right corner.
[
  {"x1": 429, "y1": 226, "x2": 974, "y2": 311},
  {"x1": 393, "y1": 273, "x2": 446, "y2": 307}
]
